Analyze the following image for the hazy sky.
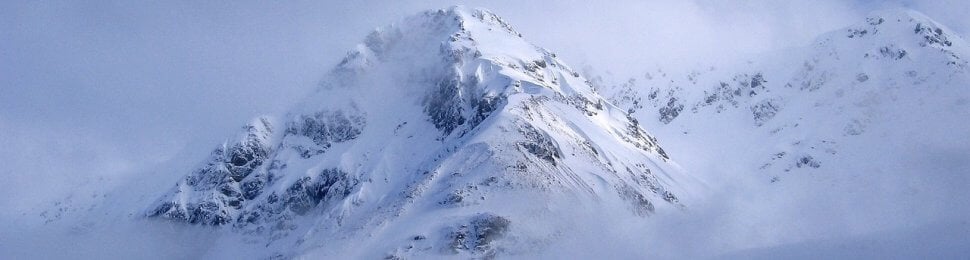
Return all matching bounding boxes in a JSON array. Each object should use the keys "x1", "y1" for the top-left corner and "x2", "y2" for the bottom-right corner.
[{"x1": 1, "y1": 0, "x2": 968, "y2": 211}]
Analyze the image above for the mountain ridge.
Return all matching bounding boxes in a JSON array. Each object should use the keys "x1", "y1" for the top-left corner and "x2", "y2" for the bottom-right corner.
[
  {"x1": 599, "y1": 6, "x2": 969, "y2": 222},
  {"x1": 9, "y1": 6, "x2": 968, "y2": 259},
  {"x1": 145, "y1": 6, "x2": 690, "y2": 258}
]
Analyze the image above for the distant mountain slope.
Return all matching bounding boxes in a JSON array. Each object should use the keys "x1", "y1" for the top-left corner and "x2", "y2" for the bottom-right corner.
[
  {"x1": 596, "y1": 8, "x2": 970, "y2": 257},
  {"x1": 603, "y1": 8, "x2": 969, "y2": 183}
]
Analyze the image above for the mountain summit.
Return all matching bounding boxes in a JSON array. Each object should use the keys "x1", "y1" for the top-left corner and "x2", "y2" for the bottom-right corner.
[{"x1": 148, "y1": 6, "x2": 689, "y2": 258}]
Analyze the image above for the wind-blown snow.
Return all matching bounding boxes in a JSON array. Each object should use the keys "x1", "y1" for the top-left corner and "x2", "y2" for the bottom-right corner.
[{"x1": 3, "y1": 6, "x2": 969, "y2": 260}]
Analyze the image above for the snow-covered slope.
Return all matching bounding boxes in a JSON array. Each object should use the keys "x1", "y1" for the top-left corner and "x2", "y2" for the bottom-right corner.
[
  {"x1": 146, "y1": 6, "x2": 690, "y2": 258},
  {"x1": 604, "y1": 8, "x2": 969, "y2": 181},
  {"x1": 600, "y1": 8, "x2": 970, "y2": 254},
  {"x1": 8, "y1": 6, "x2": 968, "y2": 260}
]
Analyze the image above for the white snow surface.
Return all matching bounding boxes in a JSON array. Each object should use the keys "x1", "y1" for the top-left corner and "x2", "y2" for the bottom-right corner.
[
  {"x1": 599, "y1": 8, "x2": 970, "y2": 258},
  {"x1": 29, "y1": 6, "x2": 689, "y2": 259},
  {"x1": 3, "y1": 6, "x2": 969, "y2": 260}
]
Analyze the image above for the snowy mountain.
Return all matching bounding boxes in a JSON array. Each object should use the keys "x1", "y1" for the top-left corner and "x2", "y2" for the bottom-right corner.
[
  {"x1": 584, "y1": 9, "x2": 970, "y2": 257},
  {"x1": 590, "y1": 10, "x2": 970, "y2": 256},
  {"x1": 602, "y1": 8, "x2": 969, "y2": 183},
  {"x1": 7, "y1": 6, "x2": 968, "y2": 259},
  {"x1": 145, "y1": 6, "x2": 690, "y2": 258}
]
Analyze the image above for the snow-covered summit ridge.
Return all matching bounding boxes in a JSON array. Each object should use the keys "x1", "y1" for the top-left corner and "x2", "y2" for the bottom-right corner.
[
  {"x1": 814, "y1": 8, "x2": 968, "y2": 69},
  {"x1": 604, "y1": 8, "x2": 968, "y2": 127},
  {"x1": 841, "y1": 8, "x2": 963, "y2": 48},
  {"x1": 337, "y1": 6, "x2": 525, "y2": 68},
  {"x1": 297, "y1": 6, "x2": 599, "y2": 138},
  {"x1": 321, "y1": 6, "x2": 588, "y2": 99}
]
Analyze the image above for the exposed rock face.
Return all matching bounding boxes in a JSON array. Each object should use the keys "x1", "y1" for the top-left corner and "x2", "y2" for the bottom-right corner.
[
  {"x1": 149, "y1": 118, "x2": 274, "y2": 225},
  {"x1": 446, "y1": 213, "x2": 511, "y2": 255},
  {"x1": 284, "y1": 109, "x2": 366, "y2": 158}
]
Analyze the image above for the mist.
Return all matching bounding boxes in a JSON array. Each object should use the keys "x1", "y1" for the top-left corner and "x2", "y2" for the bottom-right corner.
[{"x1": 2, "y1": 0, "x2": 969, "y2": 258}]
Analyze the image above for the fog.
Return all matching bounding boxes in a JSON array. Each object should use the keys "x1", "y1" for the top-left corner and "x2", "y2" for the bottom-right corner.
[{"x1": 2, "y1": 0, "x2": 968, "y2": 258}]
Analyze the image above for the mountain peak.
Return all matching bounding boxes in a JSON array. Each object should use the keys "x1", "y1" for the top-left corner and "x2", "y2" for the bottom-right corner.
[
  {"x1": 333, "y1": 6, "x2": 535, "y2": 73},
  {"x1": 865, "y1": 8, "x2": 940, "y2": 27},
  {"x1": 794, "y1": 7, "x2": 969, "y2": 74},
  {"x1": 440, "y1": 5, "x2": 519, "y2": 35},
  {"x1": 147, "y1": 6, "x2": 687, "y2": 258}
]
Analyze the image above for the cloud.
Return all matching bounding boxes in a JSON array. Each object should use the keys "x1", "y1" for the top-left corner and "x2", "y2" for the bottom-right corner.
[
  {"x1": 0, "y1": 0, "x2": 962, "y2": 212},
  {"x1": 0, "y1": 1, "x2": 968, "y2": 255}
]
